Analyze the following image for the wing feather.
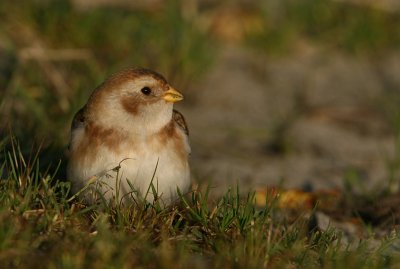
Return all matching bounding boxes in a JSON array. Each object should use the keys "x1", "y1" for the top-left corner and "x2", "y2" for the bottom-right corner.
[
  {"x1": 71, "y1": 106, "x2": 86, "y2": 130},
  {"x1": 173, "y1": 109, "x2": 189, "y2": 136},
  {"x1": 68, "y1": 106, "x2": 86, "y2": 150}
]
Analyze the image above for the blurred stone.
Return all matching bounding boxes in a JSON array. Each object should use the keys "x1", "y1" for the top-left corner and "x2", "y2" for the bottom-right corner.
[{"x1": 315, "y1": 212, "x2": 364, "y2": 246}]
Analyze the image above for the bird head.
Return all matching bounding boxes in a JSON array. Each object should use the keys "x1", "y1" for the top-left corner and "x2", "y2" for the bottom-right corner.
[{"x1": 86, "y1": 68, "x2": 184, "y2": 134}]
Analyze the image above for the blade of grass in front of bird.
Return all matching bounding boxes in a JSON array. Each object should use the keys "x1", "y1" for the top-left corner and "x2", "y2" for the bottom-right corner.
[
  {"x1": 144, "y1": 158, "x2": 159, "y2": 204},
  {"x1": 177, "y1": 187, "x2": 205, "y2": 224}
]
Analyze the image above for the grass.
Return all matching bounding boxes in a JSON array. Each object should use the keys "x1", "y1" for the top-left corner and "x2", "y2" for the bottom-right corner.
[
  {"x1": 1, "y1": 140, "x2": 400, "y2": 268},
  {"x1": 247, "y1": 0, "x2": 400, "y2": 55}
]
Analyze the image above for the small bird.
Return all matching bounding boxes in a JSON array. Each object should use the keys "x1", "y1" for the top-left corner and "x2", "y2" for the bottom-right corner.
[{"x1": 67, "y1": 68, "x2": 190, "y2": 205}]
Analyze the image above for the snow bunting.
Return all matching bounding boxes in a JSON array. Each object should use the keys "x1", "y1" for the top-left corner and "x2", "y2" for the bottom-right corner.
[{"x1": 67, "y1": 68, "x2": 191, "y2": 205}]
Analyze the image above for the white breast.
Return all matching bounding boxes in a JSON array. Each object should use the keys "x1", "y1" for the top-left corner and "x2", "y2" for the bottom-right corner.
[{"x1": 68, "y1": 128, "x2": 191, "y2": 205}]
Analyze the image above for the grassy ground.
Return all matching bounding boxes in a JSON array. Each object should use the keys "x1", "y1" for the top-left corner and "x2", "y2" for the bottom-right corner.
[
  {"x1": 2, "y1": 0, "x2": 400, "y2": 268},
  {"x1": 2, "y1": 141, "x2": 400, "y2": 269}
]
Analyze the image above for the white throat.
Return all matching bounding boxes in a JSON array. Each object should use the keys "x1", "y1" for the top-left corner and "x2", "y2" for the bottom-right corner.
[
  {"x1": 138, "y1": 101, "x2": 174, "y2": 134},
  {"x1": 93, "y1": 100, "x2": 173, "y2": 136}
]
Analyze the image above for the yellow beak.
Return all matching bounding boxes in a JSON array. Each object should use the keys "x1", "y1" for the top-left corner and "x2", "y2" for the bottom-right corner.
[{"x1": 163, "y1": 87, "x2": 184, "y2": 103}]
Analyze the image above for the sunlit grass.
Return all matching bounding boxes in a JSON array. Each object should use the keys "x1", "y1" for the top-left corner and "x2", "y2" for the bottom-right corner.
[{"x1": 1, "y1": 141, "x2": 400, "y2": 268}]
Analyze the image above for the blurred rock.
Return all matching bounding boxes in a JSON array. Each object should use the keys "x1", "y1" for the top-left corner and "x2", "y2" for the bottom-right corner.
[{"x1": 315, "y1": 212, "x2": 363, "y2": 247}]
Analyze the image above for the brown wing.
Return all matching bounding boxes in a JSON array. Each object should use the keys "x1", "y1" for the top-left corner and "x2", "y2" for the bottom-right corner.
[
  {"x1": 68, "y1": 106, "x2": 86, "y2": 150},
  {"x1": 71, "y1": 106, "x2": 86, "y2": 130},
  {"x1": 173, "y1": 109, "x2": 189, "y2": 136}
]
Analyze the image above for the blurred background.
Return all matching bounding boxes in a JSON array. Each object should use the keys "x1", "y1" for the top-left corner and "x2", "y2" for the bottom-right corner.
[{"x1": 2, "y1": 0, "x2": 400, "y2": 194}]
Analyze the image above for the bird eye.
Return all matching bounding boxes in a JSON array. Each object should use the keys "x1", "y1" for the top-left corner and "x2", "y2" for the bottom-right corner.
[{"x1": 141, "y1": 87, "x2": 152, "y2": 95}]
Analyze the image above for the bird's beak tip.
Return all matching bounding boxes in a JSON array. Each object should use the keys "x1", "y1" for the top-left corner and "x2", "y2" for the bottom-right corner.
[{"x1": 163, "y1": 87, "x2": 184, "y2": 103}]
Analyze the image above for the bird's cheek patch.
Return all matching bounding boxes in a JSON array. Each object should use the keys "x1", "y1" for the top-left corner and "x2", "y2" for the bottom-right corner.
[
  {"x1": 121, "y1": 96, "x2": 140, "y2": 115},
  {"x1": 121, "y1": 95, "x2": 160, "y2": 116}
]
